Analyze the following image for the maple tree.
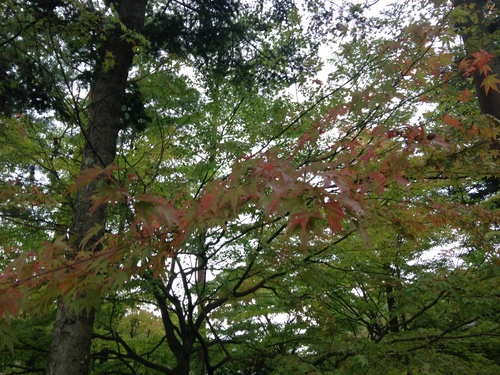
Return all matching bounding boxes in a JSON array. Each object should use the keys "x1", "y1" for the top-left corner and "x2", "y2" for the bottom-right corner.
[
  {"x1": 0, "y1": 0, "x2": 499, "y2": 374},
  {"x1": 454, "y1": 0, "x2": 500, "y2": 121}
]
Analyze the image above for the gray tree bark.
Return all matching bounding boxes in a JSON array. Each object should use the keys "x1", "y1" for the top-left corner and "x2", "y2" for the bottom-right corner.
[{"x1": 46, "y1": 1, "x2": 147, "y2": 374}]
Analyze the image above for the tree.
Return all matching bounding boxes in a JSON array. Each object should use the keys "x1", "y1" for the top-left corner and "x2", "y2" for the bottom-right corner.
[
  {"x1": 0, "y1": 0, "x2": 321, "y2": 374},
  {"x1": 44, "y1": 2, "x2": 147, "y2": 374},
  {"x1": 1, "y1": 0, "x2": 499, "y2": 374},
  {"x1": 454, "y1": 0, "x2": 500, "y2": 121}
]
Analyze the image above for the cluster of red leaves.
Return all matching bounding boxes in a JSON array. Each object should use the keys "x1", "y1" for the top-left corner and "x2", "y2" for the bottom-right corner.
[
  {"x1": 0, "y1": 117, "x2": 456, "y2": 319},
  {"x1": 459, "y1": 49, "x2": 496, "y2": 78},
  {"x1": 459, "y1": 49, "x2": 500, "y2": 95},
  {"x1": 3, "y1": 37, "x2": 498, "y2": 321}
]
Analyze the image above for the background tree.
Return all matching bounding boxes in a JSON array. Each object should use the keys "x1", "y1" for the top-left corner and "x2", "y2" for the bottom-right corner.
[
  {"x1": 0, "y1": 0, "x2": 321, "y2": 373},
  {"x1": 454, "y1": 0, "x2": 500, "y2": 121}
]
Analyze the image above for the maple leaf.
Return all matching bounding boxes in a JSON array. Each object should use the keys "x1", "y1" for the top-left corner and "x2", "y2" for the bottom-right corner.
[
  {"x1": 471, "y1": 49, "x2": 495, "y2": 75},
  {"x1": 459, "y1": 50, "x2": 496, "y2": 78},
  {"x1": 479, "y1": 64, "x2": 493, "y2": 77},
  {"x1": 0, "y1": 288, "x2": 22, "y2": 318},
  {"x1": 323, "y1": 201, "x2": 347, "y2": 234},
  {"x1": 458, "y1": 58, "x2": 473, "y2": 77},
  {"x1": 199, "y1": 191, "x2": 218, "y2": 216},
  {"x1": 90, "y1": 185, "x2": 129, "y2": 214},
  {"x1": 135, "y1": 194, "x2": 179, "y2": 227},
  {"x1": 80, "y1": 224, "x2": 103, "y2": 250},
  {"x1": 68, "y1": 165, "x2": 120, "y2": 193},
  {"x1": 458, "y1": 89, "x2": 474, "y2": 103},
  {"x1": 442, "y1": 114, "x2": 463, "y2": 131},
  {"x1": 264, "y1": 198, "x2": 280, "y2": 218},
  {"x1": 289, "y1": 210, "x2": 322, "y2": 233},
  {"x1": 481, "y1": 74, "x2": 500, "y2": 95}
]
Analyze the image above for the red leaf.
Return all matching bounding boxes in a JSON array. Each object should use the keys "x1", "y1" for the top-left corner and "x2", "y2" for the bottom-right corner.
[
  {"x1": 395, "y1": 174, "x2": 409, "y2": 189},
  {"x1": 442, "y1": 114, "x2": 463, "y2": 131},
  {"x1": 265, "y1": 199, "x2": 280, "y2": 217},
  {"x1": 289, "y1": 210, "x2": 322, "y2": 233},
  {"x1": 89, "y1": 185, "x2": 129, "y2": 214},
  {"x1": 199, "y1": 191, "x2": 217, "y2": 216},
  {"x1": 323, "y1": 201, "x2": 347, "y2": 234},
  {"x1": 458, "y1": 90, "x2": 474, "y2": 103},
  {"x1": 0, "y1": 288, "x2": 22, "y2": 318},
  {"x1": 460, "y1": 49, "x2": 495, "y2": 77},
  {"x1": 68, "y1": 165, "x2": 120, "y2": 193},
  {"x1": 471, "y1": 49, "x2": 495, "y2": 76},
  {"x1": 135, "y1": 194, "x2": 178, "y2": 226}
]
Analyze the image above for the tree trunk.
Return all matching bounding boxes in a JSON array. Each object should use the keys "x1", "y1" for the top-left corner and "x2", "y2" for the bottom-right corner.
[
  {"x1": 472, "y1": 58, "x2": 500, "y2": 121},
  {"x1": 46, "y1": 1, "x2": 147, "y2": 374},
  {"x1": 454, "y1": 0, "x2": 500, "y2": 121},
  {"x1": 383, "y1": 264, "x2": 399, "y2": 334},
  {"x1": 196, "y1": 253, "x2": 208, "y2": 375},
  {"x1": 454, "y1": 0, "x2": 500, "y2": 161}
]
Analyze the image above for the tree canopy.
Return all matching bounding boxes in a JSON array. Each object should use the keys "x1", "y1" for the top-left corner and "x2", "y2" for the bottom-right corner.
[{"x1": 0, "y1": 0, "x2": 499, "y2": 374}]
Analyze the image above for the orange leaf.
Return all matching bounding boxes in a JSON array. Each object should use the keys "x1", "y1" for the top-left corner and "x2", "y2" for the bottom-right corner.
[
  {"x1": 471, "y1": 49, "x2": 495, "y2": 74},
  {"x1": 458, "y1": 90, "x2": 474, "y2": 103},
  {"x1": 442, "y1": 114, "x2": 463, "y2": 131}
]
